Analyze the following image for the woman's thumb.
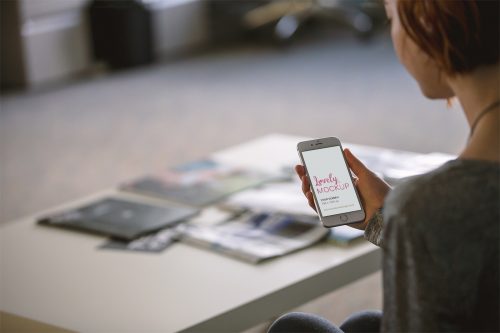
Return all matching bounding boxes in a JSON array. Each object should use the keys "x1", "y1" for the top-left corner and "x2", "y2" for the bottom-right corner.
[{"x1": 344, "y1": 148, "x2": 368, "y2": 177}]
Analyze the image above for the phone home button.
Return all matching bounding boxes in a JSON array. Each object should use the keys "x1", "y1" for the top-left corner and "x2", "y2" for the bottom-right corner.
[{"x1": 340, "y1": 214, "x2": 349, "y2": 222}]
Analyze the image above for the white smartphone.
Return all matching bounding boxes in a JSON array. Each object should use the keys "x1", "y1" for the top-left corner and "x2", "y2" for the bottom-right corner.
[{"x1": 297, "y1": 137, "x2": 365, "y2": 228}]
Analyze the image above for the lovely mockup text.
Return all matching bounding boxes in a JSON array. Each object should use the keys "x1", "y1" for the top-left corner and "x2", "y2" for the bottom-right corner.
[
  {"x1": 302, "y1": 146, "x2": 362, "y2": 216},
  {"x1": 313, "y1": 173, "x2": 350, "y2": 193}
]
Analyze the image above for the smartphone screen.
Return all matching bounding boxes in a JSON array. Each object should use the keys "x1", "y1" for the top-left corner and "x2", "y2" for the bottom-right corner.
[{"x1": 302, "y1": 146, "x2": 362, "y2": 217}]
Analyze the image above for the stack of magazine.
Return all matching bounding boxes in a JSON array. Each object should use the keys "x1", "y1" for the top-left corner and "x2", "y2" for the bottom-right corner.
[
  {"x1": 38, "y1": 159, "x2": 282, "y2": 241},
  {"x1": 38, "y1": 159, "x2": 329, "y2": 263}
]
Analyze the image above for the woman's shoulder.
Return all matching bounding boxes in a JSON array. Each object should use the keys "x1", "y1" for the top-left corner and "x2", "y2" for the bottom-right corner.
[{"x1": 383, "y1": 159, "x2": 499, "y2": 230}]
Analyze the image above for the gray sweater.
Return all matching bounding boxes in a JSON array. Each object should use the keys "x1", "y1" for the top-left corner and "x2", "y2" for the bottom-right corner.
[{"x1": 364, "y1": 159, "x2": 499, "y2": 332}]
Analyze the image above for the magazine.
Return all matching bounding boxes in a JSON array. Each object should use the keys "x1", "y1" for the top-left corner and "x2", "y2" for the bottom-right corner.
[
  {"x1": 121, "y1": 159, "x2": 284, "y2": 207},
  {"x1": 38, "y1": 197, "x2": 199, "y2": 240},
  {"x1": 178, "y1": 211, "x2": 329, "y2": 264}
]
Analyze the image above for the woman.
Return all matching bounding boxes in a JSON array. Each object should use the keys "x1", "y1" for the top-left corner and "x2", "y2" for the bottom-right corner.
[{"x1": 268, "y1": 0, "x2": 499, "y2": 332}]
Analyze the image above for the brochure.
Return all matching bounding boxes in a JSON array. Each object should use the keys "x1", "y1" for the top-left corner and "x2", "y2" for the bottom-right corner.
[{"x1": 100, "y1": 227, "x2": 181, "y2": 252}]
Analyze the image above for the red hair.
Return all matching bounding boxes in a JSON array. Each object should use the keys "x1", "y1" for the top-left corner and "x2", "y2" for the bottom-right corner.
[{"x1": 397, "y1": 0, "x2": 499, "y2": 75}]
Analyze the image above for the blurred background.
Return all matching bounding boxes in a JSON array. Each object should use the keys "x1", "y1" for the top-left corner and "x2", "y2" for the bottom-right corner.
[{"x1": 0, "y1": 0, "x2": 468, "y2": 329}]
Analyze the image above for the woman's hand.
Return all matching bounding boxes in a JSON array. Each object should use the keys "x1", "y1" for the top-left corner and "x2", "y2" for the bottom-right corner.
[{"x1": 295, "y1": 148, "x2": 391, "y2": 230}]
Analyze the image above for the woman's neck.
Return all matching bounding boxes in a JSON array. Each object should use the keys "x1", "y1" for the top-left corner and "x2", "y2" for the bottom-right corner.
[{"x1": 446, "y1": 64, "x2": 500, "y2": 162}]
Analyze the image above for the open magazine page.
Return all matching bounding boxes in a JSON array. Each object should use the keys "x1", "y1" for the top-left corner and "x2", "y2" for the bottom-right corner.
[{"x1": 178, "y1": 211, "x2": 329, "y2": 264}]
